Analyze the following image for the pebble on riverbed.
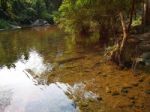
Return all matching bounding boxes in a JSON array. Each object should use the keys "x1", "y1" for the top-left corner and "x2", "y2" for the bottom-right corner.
[
  {"x1": 144, "y1": 90, "x2": 150, "y2": 94},
  {"x1": 121, "y1": 86, "x2": 132, "y2": 94},
  {"x1": 97, "y1": 96, "x2": 103, "y2": 101},
  {"x1": 105, "y1": 87, "x2": 111, "y2": 93},
  {"x1": 97, "y1": 72, "x2": 107, "y2": 77},
  {"x1": 78, "y1": 100, "x2": 89, "y2": 107},
  {"x1": 128, "y1": 96, "x2": 136, "y2": 100},
  {"x1": 121, "y1": 88, "x2": 129, "y2": 94},
  {"x1": 132, "y1": 82, "x2": 139, "y2": 87},
  {"x1": 112, "y1": 91, "x2": 120, "y2": 96}
]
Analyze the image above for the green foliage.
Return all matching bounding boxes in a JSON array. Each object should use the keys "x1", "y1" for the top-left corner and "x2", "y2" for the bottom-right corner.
[
  {"x1": 54, "y1": 0, "x2": 110, "y2": 43},
  {"x1": 54, "y1": 0, "x2": 142, "y2": 44},
  {"x1": 132, "y1": 16, "x2": 142, "y2": 27},
  {"x1": 0, "y1": 0, "x2": 62, "y2": 25},
  {"x1": 17, "y1": 8, "x2": 37, "y2": 21},
  {"x1": 40, "y1": 11, "x2": 53, "y2": 23},
  {"x1": 0, "y1": 19, "x2": 10, "y2": 29}
]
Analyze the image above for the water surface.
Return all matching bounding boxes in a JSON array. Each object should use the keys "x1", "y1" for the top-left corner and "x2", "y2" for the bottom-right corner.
[{"x1": 0, "y1": 26, "x2": 81, "y2": 112}]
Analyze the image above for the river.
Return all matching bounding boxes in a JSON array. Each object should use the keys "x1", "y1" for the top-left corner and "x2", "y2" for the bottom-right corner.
[
  {"x1": 0, "y1": 26, "x2": 149, "y2": 112},
  {"x1": 0, "y1": 26, "x2": 101, "y2": 112}
]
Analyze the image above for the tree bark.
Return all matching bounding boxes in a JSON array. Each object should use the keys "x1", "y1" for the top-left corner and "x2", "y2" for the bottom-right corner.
[
  {"x1": 142, "y1": 0, "x2": 150, "y2": 25},
  {"x1": 128, "y1": 0, "x2": 135, "y2": 32},
  {"x1": 117, "y1": 12, "x2": 128, "y2": 66},
  {"x1": 143, "y1": 0, "x2": 147, "y2": 25},
  {"x1": 145, "y1": 0, "x2": 150, "y2": 25},
  {"x1": 110, "y1": 12, "x2": 128, "y2": 66},
  {"x1": 119, "y1": 12, "x2": 128, "y2": 53}
]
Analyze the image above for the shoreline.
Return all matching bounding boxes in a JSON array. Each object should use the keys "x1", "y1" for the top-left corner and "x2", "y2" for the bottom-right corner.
[{"x1": 0, "y1": 24, "x2": 55, "y2": 32}]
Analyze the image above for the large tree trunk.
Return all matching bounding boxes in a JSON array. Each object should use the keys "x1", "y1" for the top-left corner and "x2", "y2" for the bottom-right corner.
[
  {"x1": 142, "y1": 0, "x2": 150, "y2": 25},
  {"x1": 128, "y1": 0, "x2": 135, "y2": 32},
  {"x1": 145, "y1": 0, "x2": 150, "y2": 25}
]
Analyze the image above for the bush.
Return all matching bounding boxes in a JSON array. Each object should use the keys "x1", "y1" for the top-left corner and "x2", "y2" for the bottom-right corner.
[
  {"x1": 0, "y1": 19, "x2": 11, "y2": 29},
  {"x1": 54, "y1": 0, "x2": 133, "y2": 46},
  {"x1": 14, "y1": 8, "x2": 37, "y2": 25},
  {"x1": 132, "y1": 16, "x2": 142, "y2": 27},
  {"x1": 40, "y1": 11, "x2": 54, "y2": 24}
]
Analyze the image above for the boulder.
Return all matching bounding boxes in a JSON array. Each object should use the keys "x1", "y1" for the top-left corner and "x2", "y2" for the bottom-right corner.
[
  {"x1": 10, "y1": 24, "x2": 21, "y2": 29},
  {"x1": 32, "y1": 19, "x2": 50, "y2": 26},
  {"x1": 139, "y1": 44, "x2": 150, "y2": 52},
  {"x1": 140, "y1": 52, "x2": 150, "y2": 66}
]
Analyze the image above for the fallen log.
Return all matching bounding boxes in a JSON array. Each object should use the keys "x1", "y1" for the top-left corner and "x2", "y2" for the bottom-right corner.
[{"x1": 56, "y1": 56, "x2": 85, "y2": 64}]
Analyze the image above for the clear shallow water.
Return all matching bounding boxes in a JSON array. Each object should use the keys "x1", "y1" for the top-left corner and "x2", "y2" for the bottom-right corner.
[{"x1": 0, "y1": 27, "x2": 79, "y2": 112}]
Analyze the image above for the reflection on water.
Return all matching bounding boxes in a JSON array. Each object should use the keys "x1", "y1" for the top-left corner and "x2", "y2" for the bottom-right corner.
[
  {"x1": 0, "y1": 87, "x2": 13, "y2": 112},
  {"x1": 0, "y1": 26, "x2": 67, "y2": 67},
  {"x1": 0, "y1": 26, "x2": 98, "y2": 112},
  {"x1": 0, "y1": 50, "x2": 77, "y2": 112},
  {"x1": 0, "y1": 50, "x2": 52, "y2": 86},
  {"x1": 0, "y1": 27, "x2": 79, "y2": 112},
  {"x1": 57, "y1": 82, "x2": 99, "y2": 101}
]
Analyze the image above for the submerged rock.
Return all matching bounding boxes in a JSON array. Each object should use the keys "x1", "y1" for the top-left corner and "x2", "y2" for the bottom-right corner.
[
  {"x1": 79, "y1": 101, "x2": 88, "y2": 107},
  {"x1": 97, "y1": 96, "x2": 103, "y2": 101},
  {"x1": 132, "y1": 82, "x2": 139, "y2": 87},
  {"x1": 121, "y1": 88, "x2": 129, "y2": 94},
  {"x1": 138, "y1": 77, "x2": 145, "y2": 82},
  {"x1": 121, "y1": 86, "x2": 132, "y2": 94},
  {"x1": 145, "y1": 90, "x2": 150, "y2": 94},
  {"x1": 128, "y1": 96, "x2": 136, "y2": 100},
  {"x1": 112, "y1": 91, "x2": 120, "y2": 96},
  {"x1": 105, "y1": 87, "x2": 111, "y2": 93}
]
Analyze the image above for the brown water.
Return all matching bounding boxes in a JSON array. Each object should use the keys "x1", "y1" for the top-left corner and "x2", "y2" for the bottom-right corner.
[{"x1": 0, "y1": 26, "x2": 96, "y2": 112}]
